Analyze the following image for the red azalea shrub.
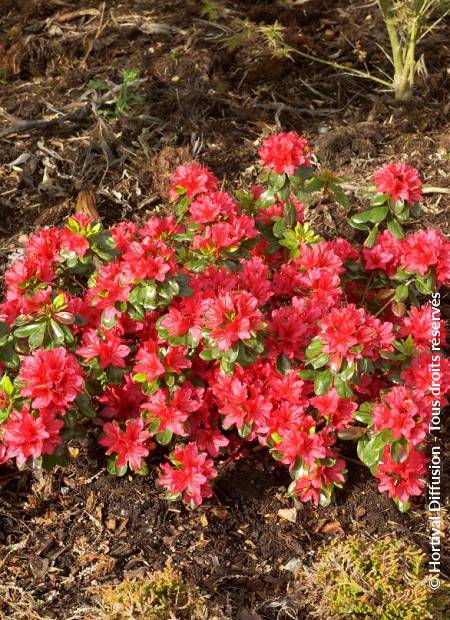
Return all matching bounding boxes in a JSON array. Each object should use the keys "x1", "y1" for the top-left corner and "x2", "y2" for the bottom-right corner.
[{"x1": 0, "y1": 133, "x2": 448, "y2": 512}]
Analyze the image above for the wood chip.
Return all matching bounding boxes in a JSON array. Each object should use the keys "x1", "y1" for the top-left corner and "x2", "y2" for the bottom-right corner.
[{"x1": 277, "y1": 508, "x2": 297, "y2": 524}]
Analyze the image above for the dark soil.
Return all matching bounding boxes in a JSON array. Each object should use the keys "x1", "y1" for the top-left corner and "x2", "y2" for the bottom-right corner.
[{"x1": 0, "y1": 0, "x2": 449, "y2": 618}]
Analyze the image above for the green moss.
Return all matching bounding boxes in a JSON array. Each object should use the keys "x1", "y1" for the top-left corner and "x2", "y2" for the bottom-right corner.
[
  {"x1": 97, "y1": 565, "x2": 224, "y2": 620},
  {"x1": 300, "y1": 536, "x2": 450, "y2": 620}
]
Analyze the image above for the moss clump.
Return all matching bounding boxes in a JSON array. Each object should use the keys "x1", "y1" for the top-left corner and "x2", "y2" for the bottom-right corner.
[
  {"x1": 97, "y1": 565, "x2": 225, "y2": 620},
  {"x1": 297, "y1": 535, "x2": 449, "y2": 620}
]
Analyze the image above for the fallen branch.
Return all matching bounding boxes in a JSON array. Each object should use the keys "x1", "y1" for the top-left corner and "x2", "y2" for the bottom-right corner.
[
  {"x1": 0, "y1": 106, "x2": 91, "y2": 139},
  {"x1": 422, "y1": 186, "x2": 450, "y2": 195}
]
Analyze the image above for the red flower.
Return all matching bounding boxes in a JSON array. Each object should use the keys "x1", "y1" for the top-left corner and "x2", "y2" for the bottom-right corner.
[
  {"x1": 320, "y1": 305, "x2": 363, "y2": 361},
  {"x1": 400, "y1": 229, "x2": 442, "y2": 275},
  {"x1": 204, "y1": 291, "x2": 263, "y2": 350},
  {"x1": 373, "y1": 163, "x2": 422, "y2": 204},
  {"x1": 169, "y1": 162, "x2": 218, "y2": 200},
  {"x1": 25, "y1": 227, "x2": 64, "y2": 263},
  {"x1": 238, "y1": 257, "x2": 273, "y2": 306},
  {"x1": 164, "y1": 346, "x2": 192, "y2": 374},
  {"x1": 110, "y1": 222, "x2": 138, "y2": 252},
  {"x1": 133, "y1": 340, "x2": 165, "y2": 381},
  {"x1": 19, "y1": 348, "x2": 83, "y2": 411},
  {"x1": 399, "y1": 305, "x2": 447, "y2": 352},
  {"x1": 276, "y1": 419, "x2": 328, "y2": 468},
  {"x1": 363, "y1": 230, "x2": 401, "y2": 276},
  {"x1": 374, "y1": 446, "x2": 427, "y2": 504},
  {"x1": 39, "y1": 409, "x2": 64, "y2": 455},
  {"x1": 60, "y1": 229, "x2": 90, "y2": 257},
  {"x1": 189, "y1": 191, "x2": 237, "y2": 224},
  {"x1": 99, "y1": 374, "x2": 146, "y2": 420},
  {"x1": 139, "y1": 216, "x2": 182, "y2": 241},
  {"x1": 267, "y1": 304, "x2": 311, "y2": 359},
  {"x1": 292, "y1": 458, "x2": 346, "y2": 505},
  {"x1": 158, "y1": 442, "x2": 217, "y2": 507},
  {"x1": 373, "y1": 386, "x2": 427, "y2": 445},
  {"x1": 401, "y1": 352, "x2": 450, "y2": 397},
  {"x1": 310, "y1": 389, "x2": 357, "y2": 430},
  {"x1": 99, "y1": 418, "x2": 151, "y2": 471},
  {"x1": 194, "y1": 427, "x2": 229, "y2": 458},
  {"x1": 122, "y1": 239, "x2": 175, "y2": 282},
  {"x1": 265, "y1": 400, "x2": 307, "y2": 438},
  {"x1": 319, "y1": 304, "x2": 393, "y2": 369},
  {"x1": 219, "y1": 378, "x2": 272, "y2": 433},
  {"x1": 142, "y1": 385, "x2": 202, "y2": 436},
  {"x1": 87, "y1": 262, "x2": 131, "y2": 311},
  {"x1": 259, "y1": 132, "x2": 311, "y2": 175},
  {"x1": 77, "y1": 329, "x2": 130, "y2": 368},
  {"x1": 133, "y1": 342, "x2": 191, "y2": 382},
  {"x1": 3, "y1": 408, "x2": 49, "y2": 465},
  {"x1": 160, "y1": 294, "x2": 209, "y2": 340}
]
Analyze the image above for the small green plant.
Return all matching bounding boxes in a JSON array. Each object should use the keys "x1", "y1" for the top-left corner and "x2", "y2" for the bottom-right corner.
[
  {"x1": 221, "y1": 2, "x2": 448, "y2": 100},
  {"x1": 297, "y1": 535, "x2": 450, "y2": 619},
  {"x1": 224, "y1": 19, "x2": 292, "y2": 60},
  {"x1": 88, "y1": 69, "x2": 143, "y2": 118},
  {"x1": 199, "y1": 0, "x2": 223, "y2": 21},
  {"x1": 378, "y1": 0, "x2": 449, "y2": 100},
  {"x1": 96, "y1": 566, "x2": 225, "y2": 619}
]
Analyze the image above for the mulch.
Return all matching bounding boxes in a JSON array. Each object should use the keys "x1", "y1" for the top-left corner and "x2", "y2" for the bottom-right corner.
[{"x1": 0, "y1": 1, "x2": 449, "y2": 617}]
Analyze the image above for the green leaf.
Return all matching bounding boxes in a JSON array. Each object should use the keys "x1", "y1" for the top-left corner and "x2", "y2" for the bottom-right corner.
[
  {"x1": 305, "y1": 337, "x2": 323, "y2": 359},
  {"x1": 238, "y1": 422, "x2": 252, "y2": 438},
  {"x1": 28, "y1": 323, "x2": 47, "y2": 349},
  {"x1": 371, "y1": 193, "x2": 389, "y2": 206},
  {"x1": 14, "y1": 323, "x2": 41, "y2": 339},
  {"x1": 350, "y1": 205, "x2": 388, "y2": 224},
  {"x1": 410, "y1": 202, "x2": 421, "y2": 218},
  {"x1": 298, "y1": 369, "x2": 318, "y2": 381},
  {"x1": 304, "y1": 176, "x2": 325, "y2": 193},
  {"x1": 101, "y1": 310, "x2": 117, "y2": 329},
  {"x1": 396, "y1": 499, "x2": 411, "y2": 513},
  {"x1": 276, "y1": 353, "x2": 291, "y2": 375},
  {"x1": 0, "y1": 344, "x2": 20, "y2": 369},
  {"x1": 314, "y1": 369, "x2": 333, "y2": 396},
  {"x1": 357, "y1": 433, "x2": 386, "y2": 467},
  {"x1": 107, "y1": 455, "x2": 127, "y2": 476},
  {"x1": 268, "y1": 172, "x2": 286, "y2": 190},
  {"x1": 272, "y1": 217, "x2": 287, "y2": 239},
  {"x1": 311, "y1": 354, "x2": 329, "y2": 369},
  {"x1": 295, "y1": 166, "x2": 314, "y2": 181},
  {"x1": 395, "y1": 285, "x2": 409, "y2": 301},
  {"x1": 386, "y1": 216, "x2": 404, "y2": 239},
  {"x1": 330, "y1": 183, "x2": 350, "y2": 210},
  {"x1": 0, "y1": 409, "x2": 10, "y2": 424},
  {"x1": 42, "y1": 445, "x2": 71, "y2": 470},
  {"x1": 348, "y1": 219, "x2": 370, "y2": 232},
  {"x1": 357, "y1": 438, "x2": 369, "y2": 465},
  {"x1": 49, "y1": 319, "x2": 65, "y2": 345},
  {"x1": 335, "y1": 374, "x2": 353, "y2": 398},
  {"x1": 353, "y1": 403, "x2": 373, "y2": 425},
  {"x1": 133, "y1": 372, "x2": 147, "y2": 383},
  {"x1": 156, "y1": 428, "x2": 173, "y2": 445},
  {"x1": 415, "y1": 274, "x2": 435, "y2": 295},
  {"x1": 0, "y1": 374, "x2": 13, "y2": 396},
  {"x1": 75, "y1": 393, "x2": 96, "y2": 419},
  {"x1": 53, "y1": 293, "x2": 65, "y2": 310},
  {"x1": 364, "y1": 224, "x2": 379, "y2": 248},
  {"x1": 134, "y1": 461, "x2": 149, "y2": 476},
  {"x1": 199, "y1": 349, "x2": 218, "y2": 361}
]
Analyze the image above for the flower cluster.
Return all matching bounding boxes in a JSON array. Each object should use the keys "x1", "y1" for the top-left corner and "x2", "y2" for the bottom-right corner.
[
  {"x1": 0, "y1": 132, "x2": 448, "y2": 511},
  {"x1": 373, "y1": 163, "x2": 422, "y2": 205}
]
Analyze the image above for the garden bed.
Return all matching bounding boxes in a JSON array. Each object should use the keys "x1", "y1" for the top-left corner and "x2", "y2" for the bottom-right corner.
[{"x1": 0, "y1": 1, "x2": 449, "y2": 618}]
